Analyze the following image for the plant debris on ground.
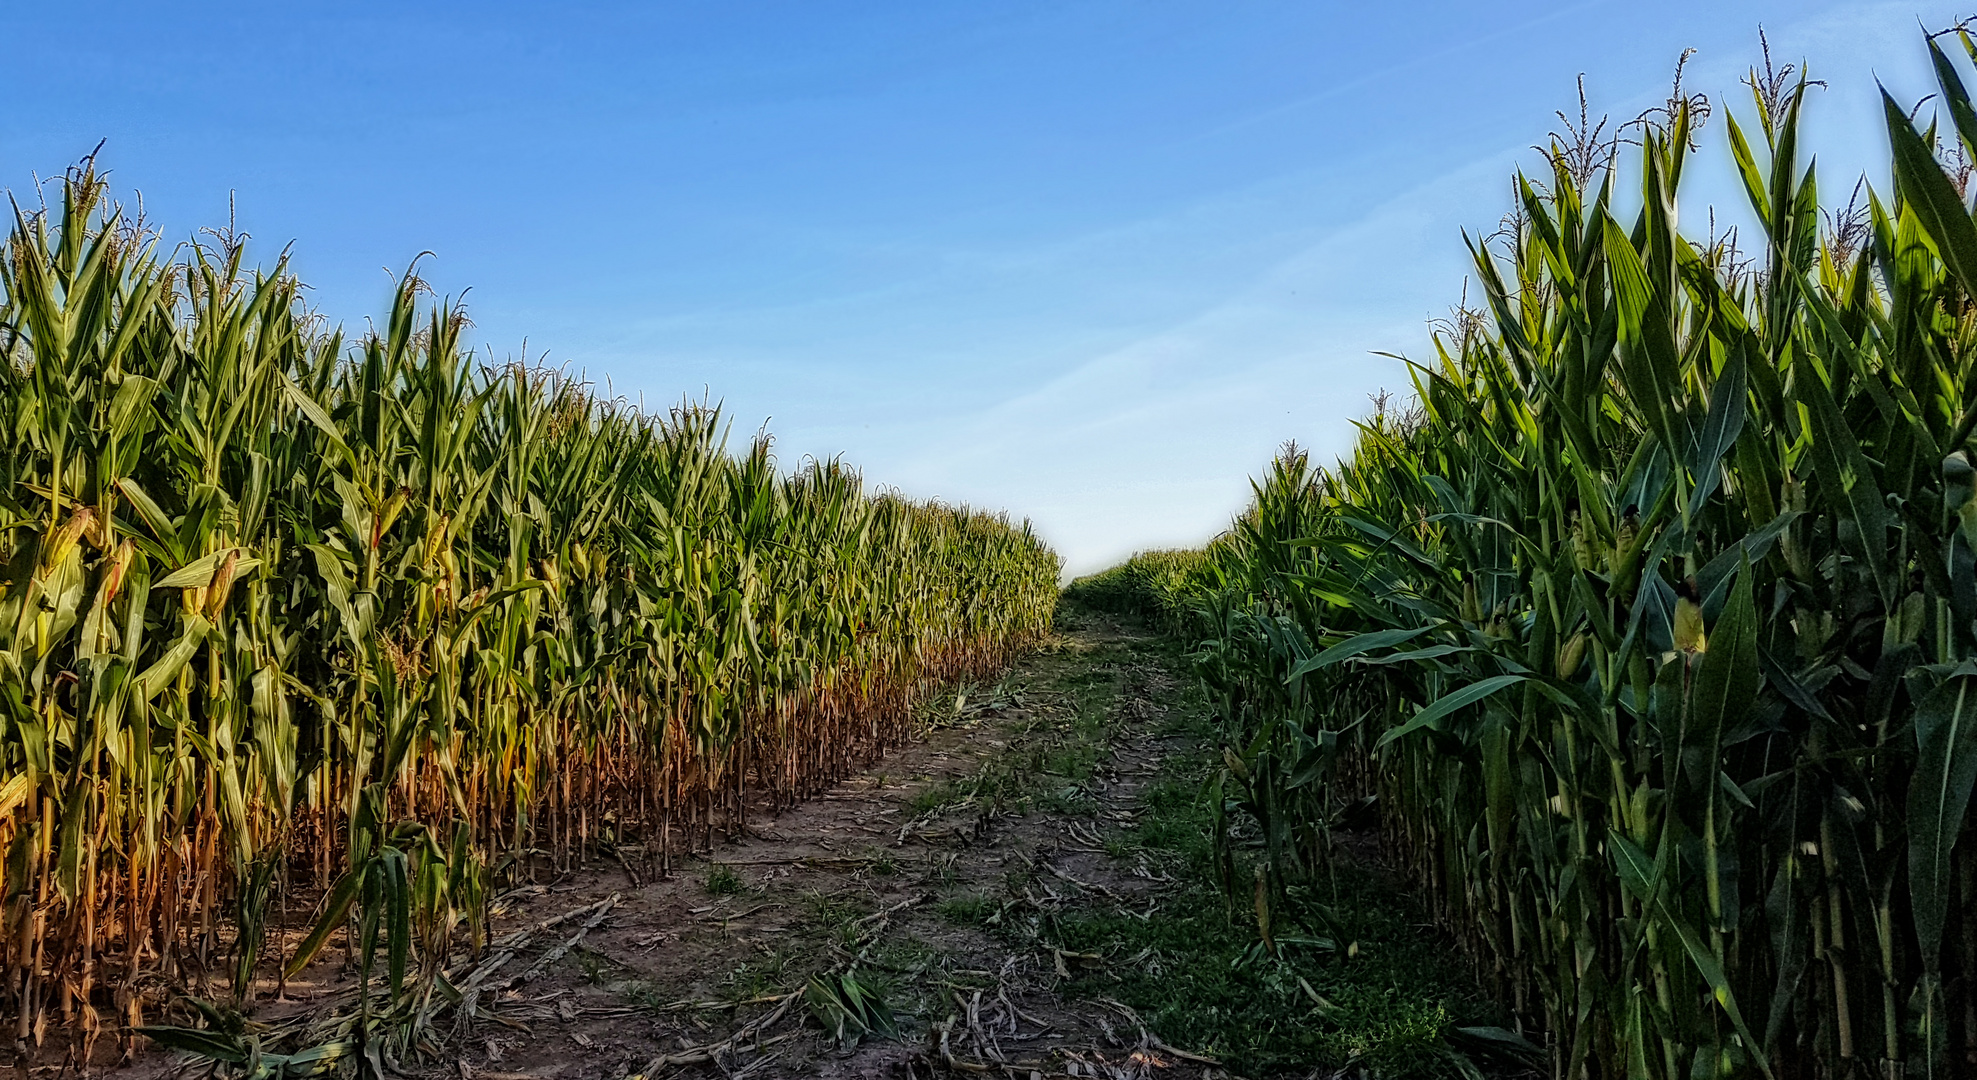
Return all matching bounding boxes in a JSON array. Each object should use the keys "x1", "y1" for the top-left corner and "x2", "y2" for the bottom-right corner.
[{"x1": 118, "y1": 601, "x2": 1516, "y2": 1079}]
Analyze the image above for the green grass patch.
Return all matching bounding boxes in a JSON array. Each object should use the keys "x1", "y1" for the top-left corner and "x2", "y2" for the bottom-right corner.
[
  {"x1": 936, "y1": 893, "x2": 997, "y2": 925},
  {"x1": 703, "y1": 862, "x2": 744, "y2": 896},
  {"x1": 1001, "y1": 606, "x2": 1513, "y2": 1077},
  {"x1": 1043, "y1": 867, "x2": 1495, "y2": 1077},
  {"x1": 799, "y1": 888, "x2": 868, "y2": 950},
  {"x1": 909, "y1": 777, "x2": 970, "y2": 816},
  {"x1": 723, "y1": 950, "x2": 791, "y2": 1001}
]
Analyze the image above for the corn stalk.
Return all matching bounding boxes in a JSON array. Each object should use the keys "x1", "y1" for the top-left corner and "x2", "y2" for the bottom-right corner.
[
  {"x1": 1190, "y1": 30, "x2": 1977, "y2": 1079},
  {"x1": 0, "y1": 162, "x2": 1059, "y2": 1066}
]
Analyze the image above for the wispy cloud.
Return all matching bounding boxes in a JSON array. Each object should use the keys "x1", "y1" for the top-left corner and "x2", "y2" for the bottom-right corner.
[{"x1": 839, "y1": 145, "x2": 1527, "y2": 573}]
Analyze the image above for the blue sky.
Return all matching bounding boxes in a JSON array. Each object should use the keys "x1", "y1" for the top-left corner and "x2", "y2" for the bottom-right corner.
[{"x1": 1, "y1": 2, "x2": 1963, "y2": 573}]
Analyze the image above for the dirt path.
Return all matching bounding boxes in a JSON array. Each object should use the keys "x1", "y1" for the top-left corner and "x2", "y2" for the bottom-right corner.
[
  {"x1": 106, "y1": 605, "x2": 1509, "y2": 1080},
  {"x1": 412, "y1": 604, "x2": 1219, "y2": 1080}
]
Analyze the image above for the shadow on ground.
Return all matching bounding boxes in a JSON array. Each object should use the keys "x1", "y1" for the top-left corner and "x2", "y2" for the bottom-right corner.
[{"x1": 115, "y1": 603, "x2": 1512, "y2": 1080}]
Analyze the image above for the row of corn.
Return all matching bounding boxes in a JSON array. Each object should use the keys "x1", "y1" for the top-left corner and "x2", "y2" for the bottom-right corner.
[
  {"x1": 0, "y1": 165, "x2": 1059, "y2": 1059},
  {"x1": 1172, "y1": 29, "x2": 1977, "y2": 1079},
  {"x1": 1060, "y1": 549, "x2": 1216, "y2": 632}
]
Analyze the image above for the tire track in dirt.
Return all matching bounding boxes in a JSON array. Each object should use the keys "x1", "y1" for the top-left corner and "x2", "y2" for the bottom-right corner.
[
  {"x1": 102, "y1": 605, "x2": 1221, "y2": 1080},
  {"x1": 445, "y1": 605, "x2": 1224, "y2": 1080}
]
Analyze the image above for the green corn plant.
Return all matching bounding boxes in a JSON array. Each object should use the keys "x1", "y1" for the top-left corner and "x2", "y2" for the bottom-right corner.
[
  {"x1": 1061, "y1": 547, "x2": 1218, "y2": 631},
  {"x1": 1178, "y1": 28, "x2": 1977, "y2": 1079},
  {"x1": 0, "y1": 156, "x2": 1060, "y2": 1069}
]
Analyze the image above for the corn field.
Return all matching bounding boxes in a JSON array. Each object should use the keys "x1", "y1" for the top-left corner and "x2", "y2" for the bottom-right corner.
[
  {"x1": 0, "y1": 164, "x2": 1058, "y2": 1061},
  {"x1": 1183, "y1": 30, "x2": 1977, "y2": 1080},
  {"x1": 1061, "y1": 549, "x2": 1215, "y2": 632}
]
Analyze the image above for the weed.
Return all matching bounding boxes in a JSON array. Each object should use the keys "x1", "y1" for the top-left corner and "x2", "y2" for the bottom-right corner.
[
  {"x1": 800, "y1": 888, "x2": 857, "y2": 924},
  {"x1": 704, "y1": 863, "x2": 744, "y2": 896},
  {"x1": 922, "y1": 852, "x2": 959, "y2": 888},
  {"x1": 724, "y1": 949, "x2": 791, "y2": 1001},
  {"x1": 799, "y1": 889, "x2": 868, "y2": 950},
  {"x1": 909, "y1": 779, "x2": 967, "y2": 816},
  {"x1": 570, "y1": 944, "x2": 614, "y2": 984},
  {"x1": 866, "y1": 936, "x2": 934, "y2": 975},
  {"x1": 619, "y1": 979, "x2": 670, "y2": 1012},
  {"x1": 935, "y1": 894, "x2": 996, "y2": 925}
]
